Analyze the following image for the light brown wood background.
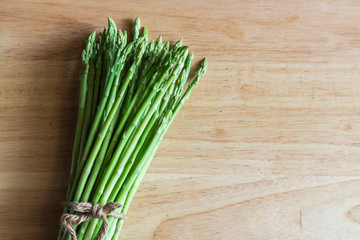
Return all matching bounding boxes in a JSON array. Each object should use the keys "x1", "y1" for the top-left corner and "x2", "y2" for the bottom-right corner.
[{"x1": 1, "y1": 0, "x2": 360, "y2": 239}]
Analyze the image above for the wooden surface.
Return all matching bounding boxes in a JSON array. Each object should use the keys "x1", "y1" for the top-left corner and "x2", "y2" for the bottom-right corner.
[{"x1": 1, "y1": 0, "x2": 360, "y2": 239}]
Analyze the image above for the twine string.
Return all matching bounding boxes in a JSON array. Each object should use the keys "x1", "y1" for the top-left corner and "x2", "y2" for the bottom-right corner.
[{"x1": 60, "y1": 202, "x2": 126, "y2": 240}]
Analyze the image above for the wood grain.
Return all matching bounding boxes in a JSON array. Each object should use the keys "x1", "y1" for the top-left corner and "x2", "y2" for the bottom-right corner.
[{"x1": 1, "y1": 0, "x2": 360, "y2": 239}]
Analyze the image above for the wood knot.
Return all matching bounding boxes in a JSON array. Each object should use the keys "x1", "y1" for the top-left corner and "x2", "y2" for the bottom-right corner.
[{"x1": 347, "y1": 205, "x2": 360, "y2": 224}]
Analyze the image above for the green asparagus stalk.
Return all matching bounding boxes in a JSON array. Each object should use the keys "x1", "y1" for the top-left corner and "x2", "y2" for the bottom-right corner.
[
  {"x1": 78, "y1": 36, "x2": 97, "y2": 167},
  {"x1": 67, "y1": 31, "x2": 96, "y2": 199},
  {"x1": 59, "y1": 31, "x2": 96, "y2": 240},
  {"x1": 91, "y1": 33, "x2": 104, "y2": 122}
]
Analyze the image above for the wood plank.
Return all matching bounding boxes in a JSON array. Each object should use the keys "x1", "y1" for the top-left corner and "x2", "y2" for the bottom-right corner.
[{"x1": 0, "y1": 0, "x2": 360, "y2": 239}]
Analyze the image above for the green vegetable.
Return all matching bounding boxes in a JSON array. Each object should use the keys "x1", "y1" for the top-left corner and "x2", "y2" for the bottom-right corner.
[{"x1": 58, "y1": 17, "x2": 207, "y2": 240}]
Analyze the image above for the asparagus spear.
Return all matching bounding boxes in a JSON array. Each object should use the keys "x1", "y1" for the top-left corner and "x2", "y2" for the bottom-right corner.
[
  {"x1": 59, "y1": 31, "x2": 96, "y2": 240},
  {"x1": 77, "y1": 35, "x2": 98, "y2": 168},
  {"x1": 91, "y1": 33, "x2": 104, "y2": 122},
  {"x1": 67, "y1": 31, "x2": 96, "y2": 199}
]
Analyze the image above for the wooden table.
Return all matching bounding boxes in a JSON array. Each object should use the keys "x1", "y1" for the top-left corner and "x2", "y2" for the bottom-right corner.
[{"x1": 1, "y1": 1, "x2": 360, "y2": 239}]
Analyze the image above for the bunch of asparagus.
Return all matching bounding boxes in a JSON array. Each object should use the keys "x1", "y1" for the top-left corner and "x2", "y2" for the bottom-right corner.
[{"x1": 58, "y1": 17, "x2": 207, "y2": 240}]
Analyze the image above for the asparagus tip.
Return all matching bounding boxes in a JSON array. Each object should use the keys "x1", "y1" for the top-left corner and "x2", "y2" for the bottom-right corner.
[
  {"x1": 156, "y1": 35, "x2": 162, "y2": 43},
  {"x1": 199, "y1": 58, "x2": 207, "y2": 76},
  {"x1": 135, "y1": 16, "x2": 140, "y2": 23},
  {"x1": 82, "y1": 31, "x2": 96, "y2": 63},
  {"x1": 108, "y1": 17, "x2": 117, "y2": 30},
  {"x1": 143, "y1": 26, "x2": 148, "y2": 37},
  {"x1": 134, "y1": 17, "x2": 140, "y2": 31}
]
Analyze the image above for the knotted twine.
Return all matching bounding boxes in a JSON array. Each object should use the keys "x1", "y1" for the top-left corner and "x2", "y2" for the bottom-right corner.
[{"x1": 60, "y1": 202, "x2": 126, "y2": 240}]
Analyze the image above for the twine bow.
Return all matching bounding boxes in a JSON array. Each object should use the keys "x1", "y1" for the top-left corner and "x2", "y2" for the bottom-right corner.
[{"x1": 60, "y1": 202, "x2": 126, "y2": 240}]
